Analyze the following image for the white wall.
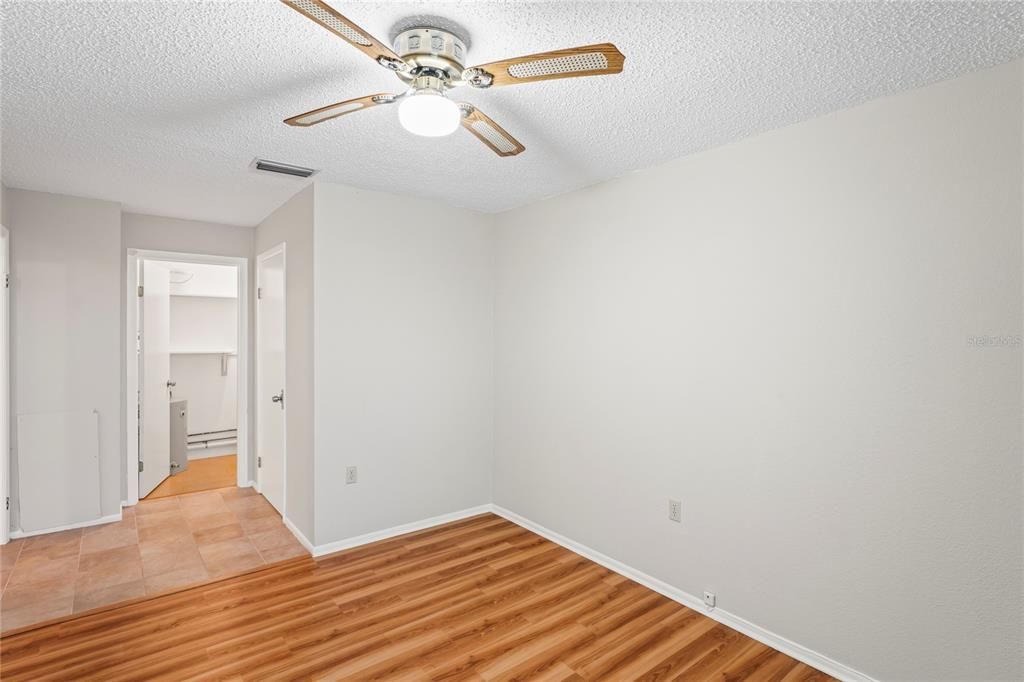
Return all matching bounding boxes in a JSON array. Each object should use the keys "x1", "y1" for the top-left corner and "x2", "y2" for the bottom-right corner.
[
  {"x1": 255, "y1": 187, "x2": 315, "y2": 541},
  {"x1": 494, "y1": 59, "x2": 1023, "y2": 681},
  {"x1": 312, "y1": 183, "x2": 494, "y2": 545},
  {"x1": 169, "y1": 295, "x2": 238, "y2": 439},
  {"x1": 124, "y1": 213, "x2": 253, "y2": 259},
  {"x1": 6, "y1": 188, "x2": 123, "y2": 524}
]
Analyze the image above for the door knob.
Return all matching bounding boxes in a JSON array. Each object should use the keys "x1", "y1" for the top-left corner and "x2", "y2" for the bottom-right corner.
[
  {"x1": 166, "y1": 380, "x2": 177, "y2": 388},
  {"x1": 272, "y1": 390, "x2": 284, "y2": 409}
]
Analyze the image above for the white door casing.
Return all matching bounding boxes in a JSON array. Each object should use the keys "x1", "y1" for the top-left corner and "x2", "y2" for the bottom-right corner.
[
  {"x1": 256, "y1": 246, "x2": 286, "y2": 515},
  {"x1": 1, "y1": 226, "x2": 9, "y2": 543},
  {"x1": 139, "y1": 260, "x2": 172, "y2": 498}
]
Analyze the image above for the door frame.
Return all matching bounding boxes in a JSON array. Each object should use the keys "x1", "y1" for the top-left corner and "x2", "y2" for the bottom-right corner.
[
  {"x1": 125, "y1": 249, "x2": 250, "y2": 506},
  {"x1": 1, "y1": 226, "x2": 9, "y2": 544},
  {"x1": 254, "y1": 243, "x2": 287, "y2": 516}
]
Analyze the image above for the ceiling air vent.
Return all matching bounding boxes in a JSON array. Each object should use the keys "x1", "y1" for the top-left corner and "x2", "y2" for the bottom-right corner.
[{"x1": 251, "y1": 158, "x2": 318, "y2": 179}]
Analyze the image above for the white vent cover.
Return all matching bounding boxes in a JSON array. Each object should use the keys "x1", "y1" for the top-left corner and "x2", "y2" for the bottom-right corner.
[
  {"x1": 285, "y1": 0, "x2": 372, "y2": 46},
  {"x1": 508, "y1": 52, "x2": 608, "y2": 79},
  {"x1": 471, "y1": 120, "x2": 518, "y2": 154},
  {"x1": 300, "y1": 101, "x2": 364, "y2": 124}
]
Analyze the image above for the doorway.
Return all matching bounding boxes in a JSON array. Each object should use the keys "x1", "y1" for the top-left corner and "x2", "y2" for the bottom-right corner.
[
  {"x1": 255, "y1": 244, "x2": 286, "y2": 516},
  {"x1": 126, "y1": 250, "x2": 250, "y2": 505}
]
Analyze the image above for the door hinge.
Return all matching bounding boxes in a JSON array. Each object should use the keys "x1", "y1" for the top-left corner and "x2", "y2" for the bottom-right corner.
[
  {"x1": 257, "y1": 287, "x2": 262, "y2": 300},
  {"x1": 4, "y1": 496, "x2": 9, "y2": 511},
  {"x1": 137, "y1": 285, "x2": 144, "y2": 297},
  {"x1": 4, "y1": 273, "x2": 8, "y2": 289},
  {"x1": 138, "y1": 460, "x2": 144, "y2": 473},
  {"x1": 257, "y1": 456, "x2": 262, "y2": 468}
]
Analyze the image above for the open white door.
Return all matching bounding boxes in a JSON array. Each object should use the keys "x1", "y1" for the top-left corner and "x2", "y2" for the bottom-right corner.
[
  {"x1": 1, "y1": 226, "x2": 9, "y2": 544},
  {"x1": 139, "y1": 260, "x2": 172, "y2": 498},
  {"x1": 256, "y1": 246, "x2": 286, "y2": 514}
]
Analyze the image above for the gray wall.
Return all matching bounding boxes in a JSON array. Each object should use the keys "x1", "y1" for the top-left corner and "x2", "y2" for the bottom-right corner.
[
  {"x1": 312, "y1": 183, "x2": 494, "y2": 545},
  {"x1": 493, "y1": 59, "x2": 1023, "y2": 681},
  {"x1": 5, "y1": 188, "x2": 123, "y2": 523},
  {"x1": 254, "y1": 186, "x2": 316, "y2": 542}
]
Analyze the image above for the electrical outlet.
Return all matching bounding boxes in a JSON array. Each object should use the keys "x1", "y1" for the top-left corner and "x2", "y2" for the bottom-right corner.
[
  {"x1": 345, "y1": 466, "x2": 358, "y2": 484},
  {"x1": 703, "y1": 591, "x2": 716, "y2": 609},
  {"x1": 668, "y1": 499, "x2": 681, "y2": 523}
]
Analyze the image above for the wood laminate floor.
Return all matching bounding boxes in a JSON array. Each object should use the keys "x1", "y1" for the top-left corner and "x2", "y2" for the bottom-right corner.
[
  {"x1": 0, "y1": 513, "x2": 833, "y2": 681},
  {"x1": 145, "y1": 454, "x2": 237, "y2": 499}
]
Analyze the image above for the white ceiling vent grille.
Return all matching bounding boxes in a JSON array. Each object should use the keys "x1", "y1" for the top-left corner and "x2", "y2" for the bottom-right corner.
[
  {"x1": 471, "y1": 121, "x2": 518, "y2": 154},
  {"x1": 285, "y1": 0, "x2": 372, "y2": 46},
  {"x1": 507, "y1": 52, "x2": 608, "y2": 79},
  {"x1": 252, "y1": 159, "x2": 319, "y2": 178}
]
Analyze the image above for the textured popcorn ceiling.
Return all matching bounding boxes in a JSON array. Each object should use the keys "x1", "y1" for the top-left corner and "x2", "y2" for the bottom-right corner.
[{"x1": 2, "y1": 1, "x2": 1022, "y2": 226}]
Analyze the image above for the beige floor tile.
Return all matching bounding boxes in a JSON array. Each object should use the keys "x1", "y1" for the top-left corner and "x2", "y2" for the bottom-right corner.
[
  {"x1": 1, "y1": 576, "x2": 75, "y2": 631},
  {"x1": 19, "y1": 528, "x2": 82, "y2": 561},
  {"x1": 227, "y1": 496, "x2": 278, "y2": 517},
  {"x1": 81, "y1": 524, "x2": 139, "y2": 555},
  {"x1": 186, "y1": 510, "x2": 239, "y2": 532},
  {"x1": 139, "y1": 536, "x2": 204, "y2": 578},
  {"x1": 248, "y1": 526, "x2": 300, "y2": 553},
  {"x1": 135, "y1": 506, "x2": 184, "y2": 526},
  {"x1": 1, "y1": 600, "x2": 73, "y2": 632},
  {"x1": 219, "y1": 486, "x2": 257, "y2": 501},
  {"x1": 0, "y1": 487, "x2": 297, "y2": 632},
  {"x1": 178, "y1": 489, "x2": 230, "y2": 510},
  {"x1": 137, "y1": 515, "x2": 193, "y2": 544},
  {"x1": 76, "y1": 545, "x2": 143, "y2": 593},
  {"x1": 0, "y1": 538, "x2": 25, "y2": 570},
  {"x1": 193, "y1": 522, "x2": 246, "y2": 547},
  {"x1": 85, "y1": 513, "x2": 136, "y2": 533},
  {"x1": 198, "y1": 537, "x2": 265, "y2": 578},
  {"x1": 1, "y1": 575, "x2": 75, "y2": 611},
  {"x1": 135, "y1": 497, "x2": 181, "y2": 515},
  {"x1": 258, "y1": 541, "x2": 308, "y2": 563},
  {"x1": 238, "y1": 514, "x2": 282, "y2": 536},
  {"x1": 73, "y1": 578, "x2": 146, "y2": 613},
  {"x1": 143, "y1": 563, "x2": 210, "y2": 595},
  {"x1": 6, "y1": 554, "x2": 80, "y2": 588}
]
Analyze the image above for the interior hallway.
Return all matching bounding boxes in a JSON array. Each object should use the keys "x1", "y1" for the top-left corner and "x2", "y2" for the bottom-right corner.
[{"x1": 0, "y1": 487, "x2": 307, "y2": 633}]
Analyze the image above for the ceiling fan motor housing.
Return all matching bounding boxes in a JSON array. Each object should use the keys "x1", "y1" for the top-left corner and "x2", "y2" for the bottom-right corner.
[{"x1": 393, "y1": 27, "x2": 469, "y2": 87}]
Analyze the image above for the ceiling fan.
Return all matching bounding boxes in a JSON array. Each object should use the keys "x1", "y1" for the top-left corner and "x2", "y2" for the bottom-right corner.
[{"x1": 279, "y1": 0, "x2": 625, "y2": 157}]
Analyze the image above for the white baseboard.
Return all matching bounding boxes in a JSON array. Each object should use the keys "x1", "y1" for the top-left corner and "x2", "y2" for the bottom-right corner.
[
  {"x1": 187, "y1": 446, "x2": 236, "y2": 460},
  {"x1": 276, "y1": 502, "x2": 872, "y2": 681},
  {"x1": 283, "y1": 515, "x2": 316, "y2": 554},
  {"x1": 297, "y1": 505, "x2": 493, "y2": 559},
  {"x1": 490, "y1": 505, "x2": 875, "y2": 682},
  {"x1": 10, "y1": 511, "x2": 123, "y2": 539}
]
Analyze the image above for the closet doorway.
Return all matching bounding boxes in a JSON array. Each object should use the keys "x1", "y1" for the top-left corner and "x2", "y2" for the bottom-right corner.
[{"x1": 126, "y1": 250, "x2": 250, "y2": 505}]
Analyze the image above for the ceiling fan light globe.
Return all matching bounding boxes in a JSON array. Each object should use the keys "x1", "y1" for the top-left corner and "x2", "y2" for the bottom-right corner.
[{"x1": 398, "y1": 91, "x2": 461, "y2": 137}]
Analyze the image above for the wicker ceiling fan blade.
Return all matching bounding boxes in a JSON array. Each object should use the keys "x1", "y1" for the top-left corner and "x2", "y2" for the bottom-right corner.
[
  {"x1": 464, "y1": 43, "x2": 624, "y2": 87},
  {"x1": 458, "y1": 105, "x2": 525, "y2": 157},
  {"x1": 284, "y1": 93, "x2": 396, "y2": 127},
  {"x1": 279, "y1": 0, "x2": 404, "y2": 70}
]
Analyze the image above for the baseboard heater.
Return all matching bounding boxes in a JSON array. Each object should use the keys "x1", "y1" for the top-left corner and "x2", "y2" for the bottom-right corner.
[{"x1": 187, "y1": 428, "x2": 237, "y2": 450}]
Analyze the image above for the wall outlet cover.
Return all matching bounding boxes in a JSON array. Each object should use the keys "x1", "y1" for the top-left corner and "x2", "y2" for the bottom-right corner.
[
  {"x1": 345, "y1": 466, "x2": 358, "y2": 484},
  {"x1": 668, "y1": 499, "x2": 682, "y2": 523},
  {"x1": 703, "y1": 591, "x2": 716, "y2": 608}
]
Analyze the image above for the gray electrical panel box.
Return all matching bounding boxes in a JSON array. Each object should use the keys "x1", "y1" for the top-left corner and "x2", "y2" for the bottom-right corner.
[{"x1": 170, "y1": 399, "x2": 189, "y2": 475}]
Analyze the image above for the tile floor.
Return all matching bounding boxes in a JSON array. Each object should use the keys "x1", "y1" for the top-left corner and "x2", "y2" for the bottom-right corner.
[{"x1": 0, "y1": 486, "x2": 308, "y2": 633}]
